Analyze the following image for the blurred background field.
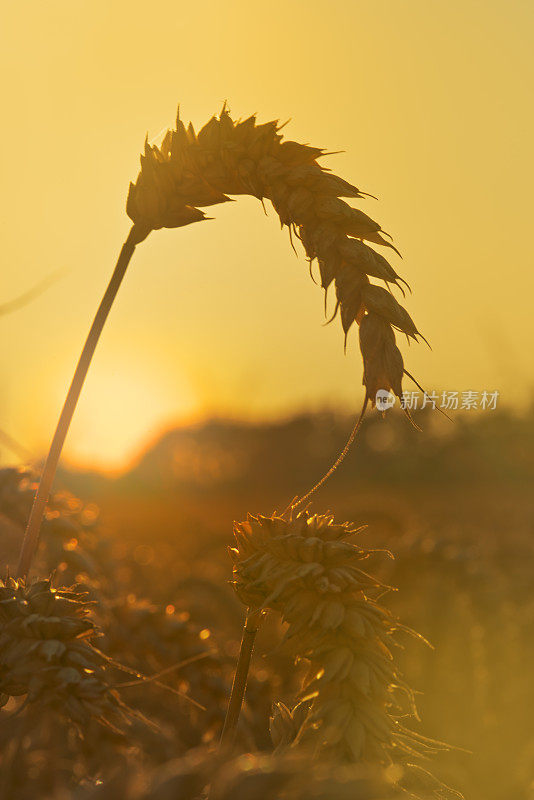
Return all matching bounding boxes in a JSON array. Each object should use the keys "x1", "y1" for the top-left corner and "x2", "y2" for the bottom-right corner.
[{"x1": 2, "y1": 405, "x2": 532, "y2": 799}]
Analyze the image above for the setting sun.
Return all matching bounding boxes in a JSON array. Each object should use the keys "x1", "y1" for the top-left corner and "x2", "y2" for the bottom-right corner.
[{"x1": 63, "y1": 360, "x2": 198, "y2": 470}]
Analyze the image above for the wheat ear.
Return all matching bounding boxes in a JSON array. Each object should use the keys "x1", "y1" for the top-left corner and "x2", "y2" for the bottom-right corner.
[
  {"x1": 126, "y1": 103, "x2": 423, "y2": 410},
  {"x1": 230, "y1": 509, "x2": 454, "y2": 788},
  {"x1": 0, "y1": 576, "x2": 139, "y2": 733}
]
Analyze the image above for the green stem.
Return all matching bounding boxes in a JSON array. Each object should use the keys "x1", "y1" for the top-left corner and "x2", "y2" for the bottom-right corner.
[
  {"x1": 16, "y1": 224, "x2": 149, "y2": 579},
  {"x1": 219, "y1": 608, "x2": 262, "y2": 750}
]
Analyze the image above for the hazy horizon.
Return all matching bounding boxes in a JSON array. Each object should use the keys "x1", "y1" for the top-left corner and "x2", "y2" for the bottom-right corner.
[{"x1": 1, "y1": 0, "x2": 533, "y2": 469}]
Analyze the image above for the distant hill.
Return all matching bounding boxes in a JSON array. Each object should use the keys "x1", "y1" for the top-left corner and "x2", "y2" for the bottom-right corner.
[{"x1": 59, "y1": 406, "x2": 534, "y2": 500}]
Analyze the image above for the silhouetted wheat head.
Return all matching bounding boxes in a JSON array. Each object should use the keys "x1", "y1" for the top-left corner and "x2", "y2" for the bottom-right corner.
[{"x1": 127, "y1": 104, "x2": 424, "y2": 410}]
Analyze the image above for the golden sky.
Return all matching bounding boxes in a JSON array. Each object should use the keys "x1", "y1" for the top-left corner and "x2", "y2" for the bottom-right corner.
[{"x1": 1, "y1": 0, "x2": 533, "y2": 469}]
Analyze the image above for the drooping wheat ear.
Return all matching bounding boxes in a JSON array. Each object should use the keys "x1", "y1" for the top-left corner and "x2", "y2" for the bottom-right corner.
[
  {"x1": 17, "y1": 104, "x2": 423, "y2": 578},
  {"x1": 229, "y1": 510, "x2": 454, "y2": 789},
  {"x1": 127, "y1": 104, "x2": 424, "y2": 409}
]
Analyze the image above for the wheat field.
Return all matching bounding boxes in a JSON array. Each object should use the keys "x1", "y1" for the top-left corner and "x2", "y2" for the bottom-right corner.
[{"x1": 1, "y1": 89, "x2": 532, "y2": 800}]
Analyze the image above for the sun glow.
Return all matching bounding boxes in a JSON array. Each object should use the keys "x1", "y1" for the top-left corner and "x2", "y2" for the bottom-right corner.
[{"x1": 63, "y1": 362, "x2": 198, "y2": 472}]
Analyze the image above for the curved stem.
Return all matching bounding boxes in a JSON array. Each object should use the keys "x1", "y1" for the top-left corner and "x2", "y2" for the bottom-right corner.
[
  {"x1": 287, "y1": 396, "x2": 368, "y2": 513},
  {"x1": 219, "y1": 608, "x2": 262, "y2": 750},
  {"x1": 16, "y1": 224, "x2": 149, "y2": 579}
]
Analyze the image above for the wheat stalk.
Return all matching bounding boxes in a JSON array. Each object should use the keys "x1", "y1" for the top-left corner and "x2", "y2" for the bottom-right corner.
[
  {"x1": 16, "y1": 228, "x2": 147, "y2": 578},
  {"x1": 17, "y1": 104, "x2": 422, "y2": 578}
]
